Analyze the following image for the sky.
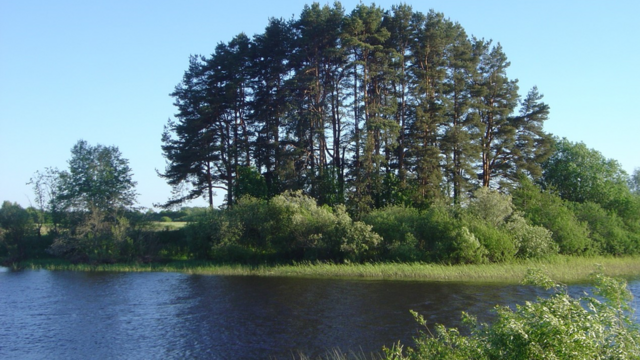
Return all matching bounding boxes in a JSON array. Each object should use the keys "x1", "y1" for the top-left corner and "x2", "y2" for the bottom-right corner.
[{"x1": 1, "y1": 0, "x2": 638, "y2": 210}]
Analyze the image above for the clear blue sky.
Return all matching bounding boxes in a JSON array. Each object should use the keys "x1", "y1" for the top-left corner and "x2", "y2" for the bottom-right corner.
[{"x1": 1, "y1": 0, "x2": 638, "y2": 210}]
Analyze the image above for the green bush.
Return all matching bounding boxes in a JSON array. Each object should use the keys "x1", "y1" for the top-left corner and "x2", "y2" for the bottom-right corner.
[
  {"x1": 227, "y1": 196, "x2": 275, "y2": 251},
  {"x1": 47, "y1": 209, "x2": 118, "y2": 262},
  {"x1": 447, "y1": 227, "x2": 488, "y2": 264},
  {"x1": 571, "y1": 201, "x2": 639, "y2": 255},
  {"x1": 182, "y1": 209, "x2": 243, "y2": 259},
  {"x1": 362, "y1": 206, "x2": 423, "y2": 261},
  {"x1": 418, "y1": 204, "x2": 464, "y2": 262},
  {"x1": 512, "y1": 179, "x2": 592, "y2": 255},
  {"x1": 385, "y1": 234, "x2": 421, "y2": 262},
  {"x1": 268, "y1": 191, "x2": 339, "y2": 258},
  {"x1": 201, "y1": 191, "x2": 383, "y2": 262},
  {"x1": 466, "y1": 219, "x2": 515, "y2": 263},
  {"x1": 333, "y1": 207, "x2": 382, "y2": 262},
  {"x1": 0, "y1": 201, "x2": 36, "y2": 261},
  {"x1": 461, "y1": 189, "x2": 519, "y2": 262},
  {"x1": 505, "y1": 214, "x2": 558, "y2": 259},
  {"x1": 466, "y1": 188, "x2": 514, "y2": 227},
  {"x1": 209, "y1": 244, "x2": 263, "y2": 263},
  {"x1": 385, "y1": 270, "x2": 640, "y2": 359}
]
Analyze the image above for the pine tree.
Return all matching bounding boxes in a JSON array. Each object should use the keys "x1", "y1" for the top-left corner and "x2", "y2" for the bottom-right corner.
[
  {"x1": 509, "y1": 86, "x2": 553, "y2": 181},
  {"x1": 159, "y1": 3, "x2": 554, "y2": 212},
  {"x1": 294, "y1": 3, "x2": 348, "y2": 204},
  {"x1": 160, "y1": 55, "x2": 221, "y2": 208},
  {"x1": 383, "y1": 4, "x2": 416, "y2": 192},
  {"x1": 406, "y1": 10, "x2": 452, "y2": 204},
  {"x1": 440, "y1": 22, "x2": 478, "y2": 203},
  {"x1": 250, "y1": 18, "x2": 297, "y2": 195},
  {"x1": 471, "y1": 41, "x2": 519, "y2": 188},
  {"x1": 342, "y1": 4, "x2": 393, "y2": 213}
]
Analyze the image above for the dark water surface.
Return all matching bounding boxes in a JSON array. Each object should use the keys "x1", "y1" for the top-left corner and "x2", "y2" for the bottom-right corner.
[{"x1": 1, "y1": 269, "x2": 638, "y2": 359}]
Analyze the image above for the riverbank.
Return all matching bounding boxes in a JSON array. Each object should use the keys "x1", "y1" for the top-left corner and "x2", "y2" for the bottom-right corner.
[{"x1": 14, "y1": 255, "x2": 640, "y2": 283}]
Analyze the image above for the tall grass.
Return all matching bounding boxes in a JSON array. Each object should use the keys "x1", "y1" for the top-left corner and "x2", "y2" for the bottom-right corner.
[
  {"x1": 291, "y1": 348, "x2": 384, "y2": 360},
  {"x1": 18, "y1": 255, "x2": 640, "y2": 283}
]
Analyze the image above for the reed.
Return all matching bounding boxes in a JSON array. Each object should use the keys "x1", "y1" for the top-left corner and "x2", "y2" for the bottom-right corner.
[
  {"x1": 17, "y1": 255, "x2": 640, "y2": 283},
  {"x1": 291, "y1": 348, "x2": 383, "y2": 360}
]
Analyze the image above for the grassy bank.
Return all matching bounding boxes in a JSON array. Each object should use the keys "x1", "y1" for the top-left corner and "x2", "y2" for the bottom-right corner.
[{"x1": 15, "y1": 255, "x2": 640, "y2": 283}]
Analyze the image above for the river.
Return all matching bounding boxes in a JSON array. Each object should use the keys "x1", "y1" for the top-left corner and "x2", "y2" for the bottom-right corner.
[{"x1": 1, "y1": 269, "x2": 638, "y2": 359}]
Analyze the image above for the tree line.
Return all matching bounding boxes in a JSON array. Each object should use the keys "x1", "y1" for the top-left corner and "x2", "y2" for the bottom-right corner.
[
  {"x1": 3, "y1": 135, "x2": 637, "y2": 265},
  {"x1": 3, "y1": 2, "x2": 640, "y2": 266},
  {"x1": 159, "y1": 2, "x2": 552, "y2": 212}
]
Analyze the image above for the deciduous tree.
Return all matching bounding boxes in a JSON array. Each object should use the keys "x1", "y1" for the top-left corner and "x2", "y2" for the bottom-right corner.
[{"x1": 57, "y1": 140, "x2": 137, "y2": 215}]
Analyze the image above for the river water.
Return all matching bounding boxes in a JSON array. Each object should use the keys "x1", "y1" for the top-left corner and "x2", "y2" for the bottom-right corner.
[{"x1": 0, "y1": 269, "x2": 638, "y2": 359}]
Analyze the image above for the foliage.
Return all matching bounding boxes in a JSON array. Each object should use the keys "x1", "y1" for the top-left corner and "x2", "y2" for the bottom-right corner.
[
  {"x1": 181, "y1": 191, "x2": 382, "y2": 262},
  {"x1": 385, "y1": 270, "x2": 640, "y2": 359},
  {"x1": 28, "y1": 167, "x2": 63, "y2": 235},
  {"x1": 465, "y1": 187, "x2": 514, "y2": 227},
  {"x1": 419, "y1": 204, "x2": 465, "y2": 262},
  {"x1": 542, "y1": 138, "x2": 630, "y2": 211},
  {"x1": 146, "y1": 206, "x2": 210, "y2": 222},
  {"x1": 234, "y1": 166, "x2": 268, "y2": 201},
  {"x1": 504, "y1": 214, "x2": 557, "y2": 259},
  {"x1": 362, "y1": 192, "x2": 559, "y2": 264},
  {"x1": 465, "y1": 219, "x2": 515, "y2": 263},
  {"x1": 183, "y1": 209, "x2": 243, "y2": 260},
  {"x1": 512, "y1": 178, "x2": 592, "y2": 255},
  {"x1": 57, "y1": 140, "x2": 137, "y2": 214},
  {"x1": 447, "y1": 226, "x2": 487, "y2": 265},
  {"x1": 35, "y1": 140, "x2": 142, "y2": 263},
  {"x1": 0, "y1": 201, "x2": 35, "y2": 260},
  {"x1": 362, "y1": 206, "x2": 423, "y2": 261},
  {"x1": 457, "y1": 188, "x2": 558, "y2": 261},
  {"x1": 362, "y1": 203, "x2": 486, "y2": 263},
  {"x1": 571, "y1": 201, "x2": 639, "y2": 256},
  {"x1": 462, "y1": 188, "x2": 517, "y2": 262},
  {"x1": 160, "y1": 3, "x2": 552, "y2": 210},
  {"x1": 631, "y1": 168, "x2": 640, "y2": 195}
]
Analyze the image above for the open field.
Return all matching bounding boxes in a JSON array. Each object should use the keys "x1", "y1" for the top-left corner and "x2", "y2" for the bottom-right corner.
[
  {"x1": 149, "y1": 221, "x2": 187, "y2": 230},
  {"x1": 17, "y1": 255, "x2": 640, "y2": 284}
]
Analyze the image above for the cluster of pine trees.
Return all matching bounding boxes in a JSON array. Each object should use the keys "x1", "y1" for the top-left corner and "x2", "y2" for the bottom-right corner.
[{"x1": 159, "y1": 2, "x2": 552, "y2": 212}]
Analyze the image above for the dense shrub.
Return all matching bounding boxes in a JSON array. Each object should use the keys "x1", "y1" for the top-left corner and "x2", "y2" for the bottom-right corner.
[
  {"x1": 512, "y1": 179, "x2": 592, "y2": 254},
  {"x1": 268, "y1": 191, "x2": 339, "y2": 257},
  {"x1": 45, "y1": 210, "x2": 166, "y2": 263},
  {"x1": 18, "y1": 176, "x2": 638, "y2": 265},
  {"x1": 385, "y1": 270, "x2": 640, "y2": 359},
  {"x1": 154, "y1": 227, "x2": 188, "y2": 259},
  {"x1": 459, "y1": 188, "x2": 559, "y2": 261},
  {"x1": 462, "y1": 189, "x2": 517, "y2": 262},
  {"x1": 571, "y1": 201, "x2": 639, "y2": 255},
  {"x1": 362, "y1": 206, "x2": 423, "y2": 261},
  {"x1": 466, "y1": 187, "x2": 514, "y2": 227},
  {"x1": 465, "y1": 219, "x2": 515, "y2": 263},
  {"x1": 446, "y1": 226, "x2": 488, "y2": 264},
  {"x1": 184, "y1": 191, "x2": 382, "y2": 262},
  {"x1": 333, "y1": 209, "x2": 382, "y2": 262},
  {"x1": 505, "y1": 214, "x2": 558, "y2": 259},
  {"x1": 0, "y1": 201, "x2": 36, "y2": 261},
  {"x1": 182, "y1": 210, "x2": 243, "y2": 259},
  {"x1": 228, "y1": 196, "x2": 275, "y2": 251},
  {"x1": 47, "y1": 211, "x2": 127, "y2": 262}
]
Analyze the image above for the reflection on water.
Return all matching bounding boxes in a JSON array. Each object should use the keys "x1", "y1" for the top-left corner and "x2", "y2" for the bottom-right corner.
[{"x1": 0, "y1": 270, "x2": 638, "y2": 359}]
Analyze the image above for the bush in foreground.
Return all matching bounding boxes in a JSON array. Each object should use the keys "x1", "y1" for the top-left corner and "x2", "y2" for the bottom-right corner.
[{"x1": 384, "y1": 269, "x2": 640, "y2": 360}]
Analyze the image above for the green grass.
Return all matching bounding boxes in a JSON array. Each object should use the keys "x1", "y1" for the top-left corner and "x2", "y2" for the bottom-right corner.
[
  {"x1": 150, "y1": 221, "x2": 187, "y2": 230},
  {"x1": 16, "y1": 255, "x2": 640, "y2": 283}
]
